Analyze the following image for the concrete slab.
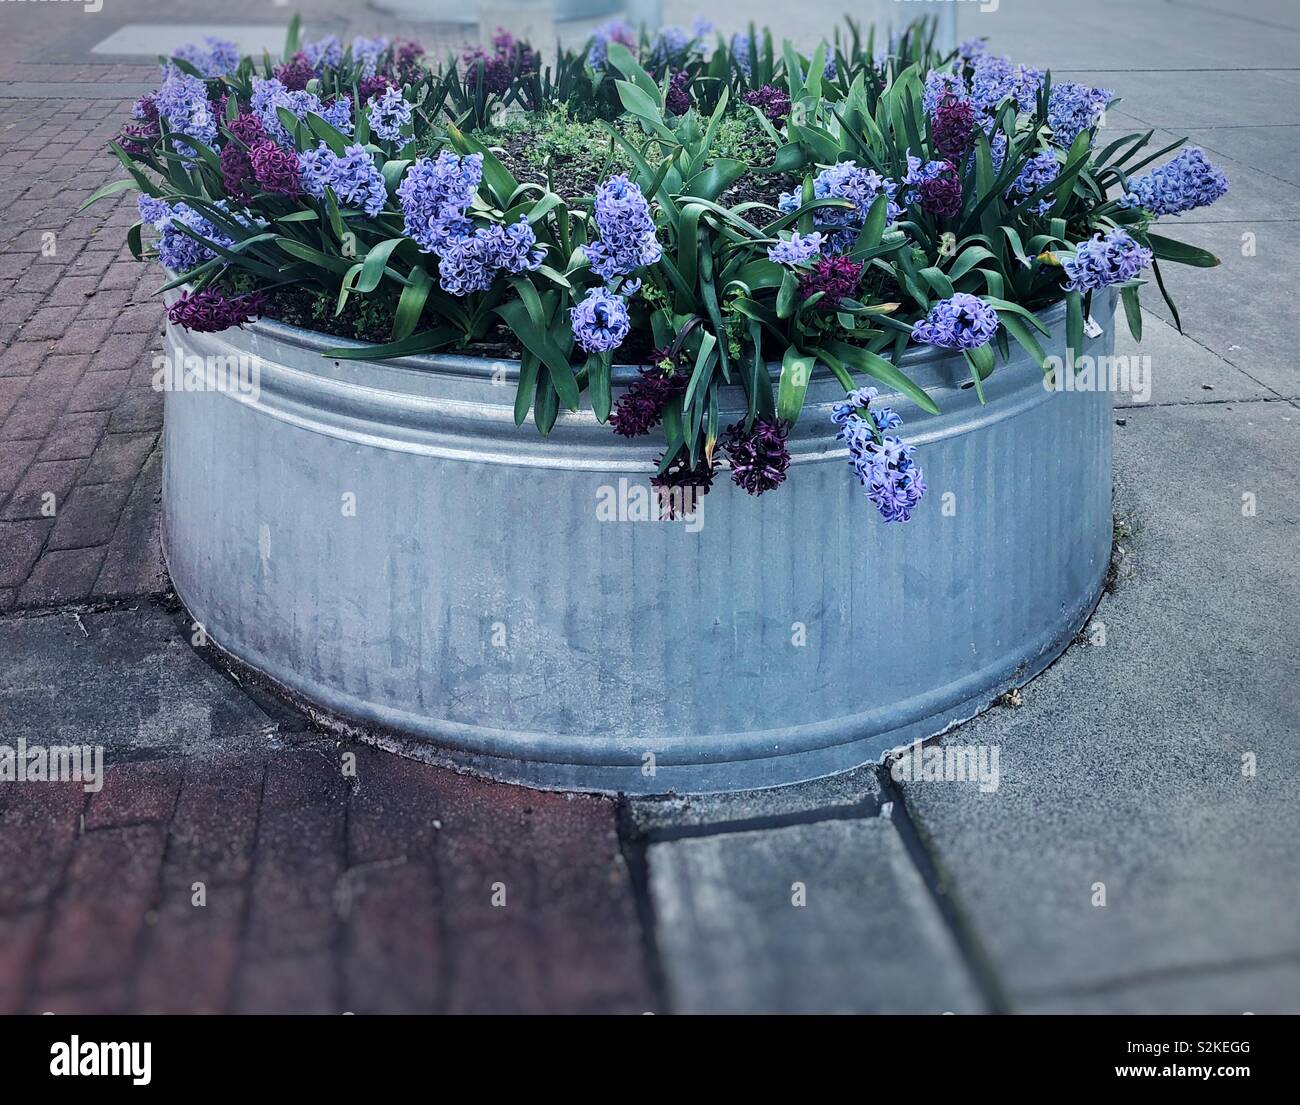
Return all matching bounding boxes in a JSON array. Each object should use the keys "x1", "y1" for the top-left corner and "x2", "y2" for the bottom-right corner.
[
  {"x1": 625, "y1": 764, "x2": 881, "y2": 835},
  {"x1": 1057, "y1": 70, "x2": 1299, "y2": 130},
  {"x1": 1165, "y1": 0, "x2": 1300, "y2": 34},
  {"x1": 1093, "y1": 119, "x2": 1300, "y2": 225},
  {"x1": 90, "y1": 24, "x2": 297, "y2": 60},
  {"x1": 648, "y1": 818, "x2": 986, "y2": 1013},
  {"x1": 664, "y1": 0, "x2": 1297, "y2": 68},
  {"x1": 1111, "y1": 309, "x2": 1278, "y2": 408},
  {"x1": 898, "y1": 401, "x2": 1300, "y2": 1006},
  {"x1": 1022, "y1": 960, "x2": 1300, "y2": 1014},
  {"x1": 0, "y1": 83, "x2": 156, "y2": 101},
  {"x1": 0, "y1": 603, "x2": 279, "y2": 763},
  {"x1": 1138, "y1": 220, "x2": 1300, "y2": 398},
  {"x1": 963, "y1": 0, "x2": 1300, "y2": 72},
  {"x1": 1179, "y1": 126, "x2": 1300, "y2": 189}
]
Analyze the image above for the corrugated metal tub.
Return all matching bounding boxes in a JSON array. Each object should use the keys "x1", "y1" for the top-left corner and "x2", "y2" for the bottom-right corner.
[{"x1": 161, "y1": 291, "x2": 1115, "y2": 793}]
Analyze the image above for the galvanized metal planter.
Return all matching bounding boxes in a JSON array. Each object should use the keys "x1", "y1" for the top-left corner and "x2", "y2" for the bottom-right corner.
[{"x1": 161, "y1": 291, "x2": 1115, "y2": 794}]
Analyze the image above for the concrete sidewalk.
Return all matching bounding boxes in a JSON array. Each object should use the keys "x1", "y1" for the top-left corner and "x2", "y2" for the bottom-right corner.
[{"x1": 0, "y1": 0, "x2": 1297, "y2": 1013}]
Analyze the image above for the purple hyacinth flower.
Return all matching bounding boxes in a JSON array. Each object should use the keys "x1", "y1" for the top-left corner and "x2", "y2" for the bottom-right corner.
[
  {"x1": 797, "y1": 256, "x2": 863, "y2": 310},
  {"x1": 367, "y1": 86, "x2": 412, "y2": 143},
  {"x1": 767, "y1": 231, "x2": 824, "y2": 266},
  {"x1": 666, "y1": 70, "x2": 692, "y2": 116},
  {"x1": 1005, "y1": 149, "x2": 1060, "y2": 215},
  {"x1": 1061, "y1": 228, "x2": 1153, "y2": 292},
  {"x1": 396, "y1": 151, "x2": 483, "y2": 256},
  {"x1": 585, "y1": 174, "x2": 662, "y2": 282},
  {"x1": 610, "y1": 361, "x2": 687, "y2": 437},
  {"x1": 834, "y1": 388, "x2": 926, "y2": 523},
  {"x1": 910, "y1": 293, "x2": 999, "y2": 350},
  {"x1": 743, "y1": 85, "x2": 792, "y2": 125},
  {"x1": 298, "y1": 142, "x2": 387, "y2": 217},
  {"x1": 570, "y1": 287, "x2": 631, "y2": 353},
  {"x1": 778, "y1": 161, "x2": 902, "y2": 254},
  {"x1": 1047, "y1": 82, "x2": 1112, "y2": 148},
  {"x1": 1122, "y1": 147, "x2": 1229, "y2": 216},
  {"x1": 249, "y1": 140, "x2": 301, "y2": 197}
]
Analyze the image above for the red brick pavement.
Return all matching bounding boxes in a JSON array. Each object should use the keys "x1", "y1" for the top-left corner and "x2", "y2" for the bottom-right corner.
[
  {"x1": 0, "y1": 745, "x2": 655, "y2": 1014},
  {"x1": 0, "y1": 93, "x2": 169, "y2": 612},
  {"x1": 0, "y1": 10, "x2": 658, "y2": 1015},
  {"x1": 0, "y1": 0, "x2": 461, "y2": 86},
  {"x1": 0, "y1": 6, "x2": 470, "y2": 612}
]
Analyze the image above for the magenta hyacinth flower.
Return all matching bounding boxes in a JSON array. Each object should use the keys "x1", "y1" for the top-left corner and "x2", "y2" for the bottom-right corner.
[
  {"x1": 166, "y1": 288, "x2": 267, "y2": 333},
  {"x1": 723, "y1": 418, "x2": 791, "y2": 495}
]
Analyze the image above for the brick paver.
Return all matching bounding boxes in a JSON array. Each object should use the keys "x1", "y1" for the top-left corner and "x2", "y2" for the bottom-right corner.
[
  {"x1": 0, "y1": 747, "x2": 655, "y2": 1014},
  {"x1": 0, "y1": 87, "x2": 165, "y2": 612},
  {"x1": 0, "y1": 3, "x2": 468, "y2": 612},
  {"x1": 0, "y1": 10, "x2": 657, "y2": 1010}
]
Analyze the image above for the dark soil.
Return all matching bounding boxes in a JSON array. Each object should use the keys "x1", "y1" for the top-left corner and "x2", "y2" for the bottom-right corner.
[
  {"x1": 483, "y1": 113, "x2": 794, "y2": 211},
  {"x1": 612, "y1": 326, "x2": 659, "y2": 366},
  {"x1": 263, "y1": 286, "x2": 394, "y2": 344},
  {"x1": 717, "y1": 171, "x2": 793, "y2": 214},
  {"x1": 488, "y1": 125, "x2": 623, "y2": 198},
  {"x1": 260, "y1": 287, "x2": 668, "y2": 365}
]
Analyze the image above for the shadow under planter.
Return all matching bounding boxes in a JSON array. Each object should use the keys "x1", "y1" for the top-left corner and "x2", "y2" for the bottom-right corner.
[{"x1": 160, "y1": 291, "x2": 1116, "y2": 794}]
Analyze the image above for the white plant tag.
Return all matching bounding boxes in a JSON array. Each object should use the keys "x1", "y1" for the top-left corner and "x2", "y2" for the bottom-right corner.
[{"x1": 1083, "y1": 315, "x2": 1104, "y2": 339}]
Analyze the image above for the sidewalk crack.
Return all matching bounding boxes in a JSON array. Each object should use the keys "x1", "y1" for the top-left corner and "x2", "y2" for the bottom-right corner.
[{"x1": 877, "y1": 768, "x2": 1013, "y2": 1015}]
